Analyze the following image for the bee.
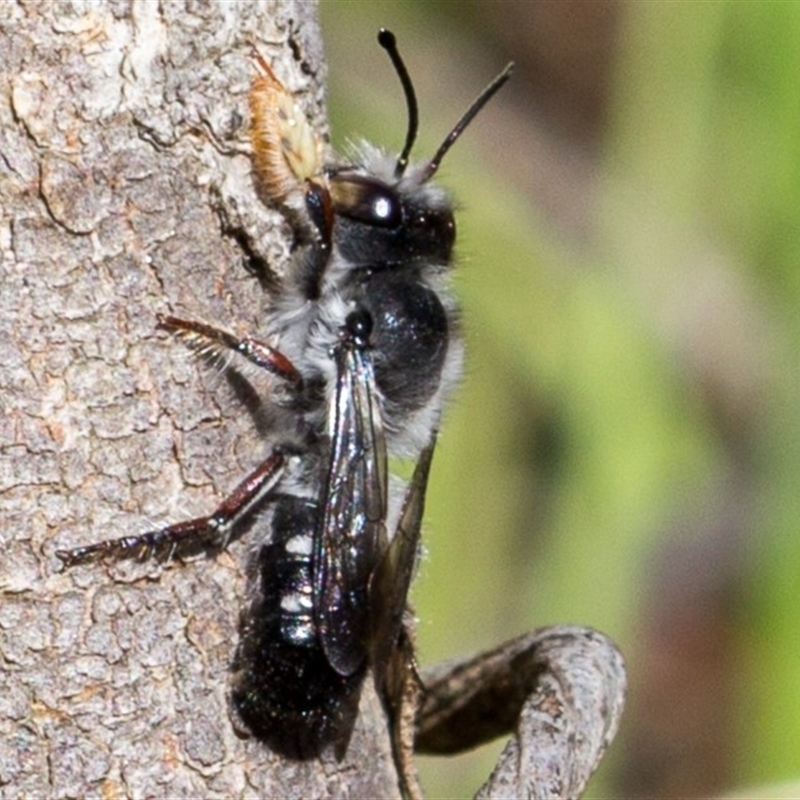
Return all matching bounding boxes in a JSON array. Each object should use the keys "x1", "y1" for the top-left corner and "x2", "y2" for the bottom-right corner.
[{"x1": 57, "y1": 29, "x2": 512, "y2": 793}]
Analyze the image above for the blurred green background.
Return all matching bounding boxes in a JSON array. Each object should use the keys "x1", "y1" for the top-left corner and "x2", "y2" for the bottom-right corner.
[{"x1": 321, "y1": 2, "x2": 800, "y2": 797}]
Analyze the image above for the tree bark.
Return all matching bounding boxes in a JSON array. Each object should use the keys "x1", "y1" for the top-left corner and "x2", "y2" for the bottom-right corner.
[{"x1": 0, "y1": 2, "x2": 400, "y2": 796}]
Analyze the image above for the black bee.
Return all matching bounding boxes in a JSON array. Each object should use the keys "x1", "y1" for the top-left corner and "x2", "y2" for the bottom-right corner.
[{"x1": 57, "y1": 29, "x2": 512, "y2": 781}]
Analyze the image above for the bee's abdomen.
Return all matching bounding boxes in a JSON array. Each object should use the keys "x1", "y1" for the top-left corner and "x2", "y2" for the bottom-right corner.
[{"x1": 231, "y1": 496, "x2": 363, "y2": 759}]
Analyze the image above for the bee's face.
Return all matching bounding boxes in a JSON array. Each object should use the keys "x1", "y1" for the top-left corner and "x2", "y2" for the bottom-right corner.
[{"x1": 329, "y1": 172, "x2": 456, "y2": 268}]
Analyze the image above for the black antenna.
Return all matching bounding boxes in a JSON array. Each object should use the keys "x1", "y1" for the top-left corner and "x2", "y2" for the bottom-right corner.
[
  {"x1": 421, "y1": 62, "x2": 515, "y2": 184},
  {"x1": 378, "y1": 29, "x2": 419, "y2": 178}
]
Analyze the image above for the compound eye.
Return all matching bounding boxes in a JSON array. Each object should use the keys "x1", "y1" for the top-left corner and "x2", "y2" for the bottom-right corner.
[{"x1": 329, "y1": 175, "x2": 402, "y2": 228}]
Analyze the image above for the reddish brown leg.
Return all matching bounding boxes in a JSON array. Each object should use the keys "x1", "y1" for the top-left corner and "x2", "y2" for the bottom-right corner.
[
  {"x1": 157, "y1": 315, "x2": 302, "y2": 386},
  {"x1": 56, "y1": 450, "x2": 286, "y2": 567}
]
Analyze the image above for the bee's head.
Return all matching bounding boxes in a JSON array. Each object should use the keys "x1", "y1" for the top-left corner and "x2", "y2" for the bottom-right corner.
[
  {"x1": 325, "y1": 30, "x2": 512, "y2": 270},
  {"x1": 328, "y1": 163, "x2": 455, "y2": 267}
]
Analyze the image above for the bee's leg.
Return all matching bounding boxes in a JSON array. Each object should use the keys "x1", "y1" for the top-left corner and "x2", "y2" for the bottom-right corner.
[
  {"x1": 381, "y1": 630, "x2": 424, "y2": 800},
  {"x1": 157, "y1": 314, "x2": 302, "y2": 386},
  {"x1": 415, "y1": 626, "x2": 626, "y2": 799},
  {"x1": 56, "y1": 450, "x2": 286, "y2": 568},
  {"x1": 295, "y1": 180, "x2": 333, "y2": 302}
]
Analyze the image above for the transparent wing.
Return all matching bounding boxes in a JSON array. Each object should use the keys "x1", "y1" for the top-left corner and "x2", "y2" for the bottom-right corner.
[
  {"x1": 315, "y1": 322, "x2": 388, "y2": 677},
  {"x1": 370, "y1": 434, "x2": 437, "y2": 693}
]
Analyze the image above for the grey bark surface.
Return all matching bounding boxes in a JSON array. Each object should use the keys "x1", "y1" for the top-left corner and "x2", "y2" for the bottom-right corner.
[{"x1": 0, "y1": 2, "x2": 400, "y2": 797}]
